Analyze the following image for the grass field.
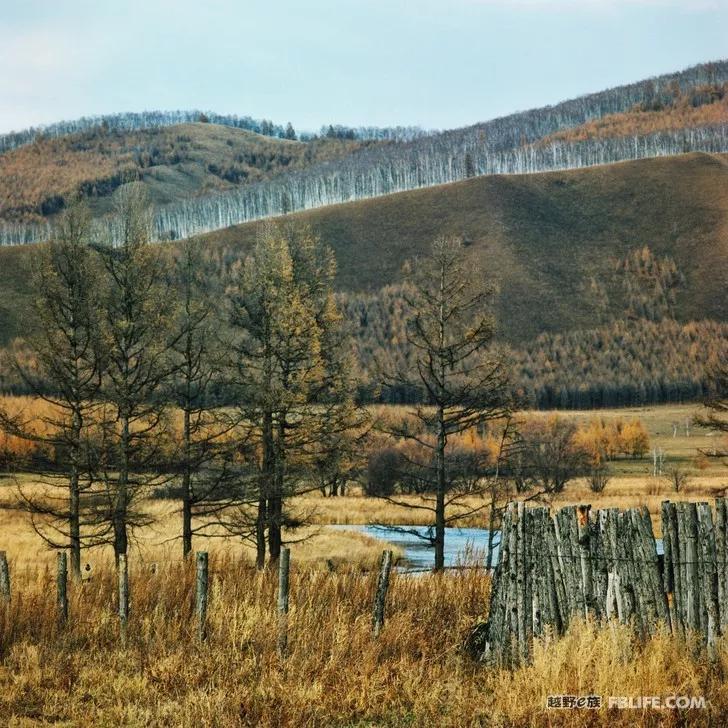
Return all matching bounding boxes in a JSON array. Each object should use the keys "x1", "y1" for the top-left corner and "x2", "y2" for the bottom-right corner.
[
  {"x1": 0, "y1": 402, "x2": 726, "y2": 725},
  {"x1": 0, "y1": 403, "x2": 724, "y2": 569},
  {"x1": 0, "y1": 556, "x2": 727, "y2": 726}
]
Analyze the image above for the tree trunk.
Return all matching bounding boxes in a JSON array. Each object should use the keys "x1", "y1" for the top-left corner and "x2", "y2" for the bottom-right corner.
[
  {"x1": 182, "y1": 485, "x2": 193, "y2": 558},
  {"x1": 435, "y1": 403, "x2": 446, "y2": 572},
  {"x1": 67, "y1": 406, "x2": 83, "y2": 579},
  {"x1": 69, "y1": 470, "x2": 81, "y2": 579},
  {"x1": 434, "y1": 259, "x2": 447, "y2": 573},
  {"x1": 256, "y1": 493, "x2": 267, "y2": 570},
  {"x1": 182, "y1": 408, "x2": 192, "y2": 557},
  {"x1": 268, "y1": 415, "x2": 286, "y2": 564},
  {"x1": 114, "y1": 415, "x2": 130, "y2": 561},
  {"x1": 257, "y1": 409, "x2": 274, "y2": 569}
]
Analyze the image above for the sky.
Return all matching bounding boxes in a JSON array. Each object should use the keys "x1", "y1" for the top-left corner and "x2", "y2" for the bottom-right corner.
[{"x1": 1, "y1": 0, "x2": 727, "y2": 135}]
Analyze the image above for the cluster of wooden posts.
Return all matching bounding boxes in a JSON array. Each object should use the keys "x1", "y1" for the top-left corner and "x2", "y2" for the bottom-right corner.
[
  {"x1": 0, "y1": 547, "x2": 395, "y2": 654},
  {"x1": 474, "y1": 499, "x2": 728, "y2": 667}
]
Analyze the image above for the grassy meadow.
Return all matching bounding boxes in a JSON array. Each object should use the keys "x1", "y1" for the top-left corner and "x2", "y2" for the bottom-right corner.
[
  {"x1": 1, "y1": 400, "x2": 727, "y2": 725},
  {"x1": 1, "y1": 556, "x2": 728, "y2": 725},
  {"x1": 1, "y1": 401, "x2": 726, "y2": 568}
]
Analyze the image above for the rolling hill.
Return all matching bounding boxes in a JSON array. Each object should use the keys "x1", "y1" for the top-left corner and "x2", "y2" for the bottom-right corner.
[
  {"x1": 1, "y1": 150, "x2": 726, "y2": 348},
  {"x1": 0, "y1": 123, "x2": 366, "y2": 224},
  {"x1": 1, "y1": 60, "x2": 727, "y2": 246},
  {"x1": 196, "y1": 151, "x2": 728, "y2": 343},
  {"x1": 1, "y1": 61, "x2": 727, "y2": 407}
]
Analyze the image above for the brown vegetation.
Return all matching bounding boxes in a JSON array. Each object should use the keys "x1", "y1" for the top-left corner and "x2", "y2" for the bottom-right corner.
[
  {"x1": 0, "y1": 555, "x2": 727, "y2": 725},
  {"x1": 0, "y1": 123, "x2": 363, "y2": 223},
  {"x1": 2, "y1": 152, "x2": 727, "y2": 358},
  {"x1": 541, "y1": 83, "x2": 728, "y2": 145}
]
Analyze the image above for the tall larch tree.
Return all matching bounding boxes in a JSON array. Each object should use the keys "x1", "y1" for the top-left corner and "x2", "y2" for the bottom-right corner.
[
  {"x1": 0, "y1": 202, "x2": 106, "y2": 578},
  {"x1": 226, "y1": 222, "x2": 356, "y2": 567},
  {"x1": 95, "y1": 183, "x2": 175, "y2": 560},
  {"x1": 380, "y1": 236, "x2": 512, "y2": 571}
]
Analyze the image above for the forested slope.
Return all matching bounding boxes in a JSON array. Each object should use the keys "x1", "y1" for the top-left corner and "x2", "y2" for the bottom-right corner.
[
  {"x1": 200, "y1": 151, "x2": 728, "y2": 339},
  {"x1": 1, "y1": 147, "x2": 726, "y2": 407},
  {"x1": 0, "y1": 123, "x2": 365, "y2": 224},
  {"x1": 2, "y1": 61, "x2": 727, "y2": 246}
]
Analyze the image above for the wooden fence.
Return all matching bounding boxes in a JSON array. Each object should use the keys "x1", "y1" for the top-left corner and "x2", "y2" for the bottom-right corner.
[
  {"x1": 0, "y1": 546, "x2": 396, "y2": 652},
  {"x1": 470, "y1": 499, "x2": 728, "y2": 667}
]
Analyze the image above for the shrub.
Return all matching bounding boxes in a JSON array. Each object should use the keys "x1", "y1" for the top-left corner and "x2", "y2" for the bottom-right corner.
[
  {"x1": 588, "y1": 466, "x2": 610, "y2": 493},
  {"x1": 365, "y1": 447, "x2": 403, "y2": 497}
]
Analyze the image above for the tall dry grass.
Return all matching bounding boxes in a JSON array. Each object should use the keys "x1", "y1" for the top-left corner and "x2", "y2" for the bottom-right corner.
[{"x1": 0, "y1": 558, "x2": 727, "y2": 726}]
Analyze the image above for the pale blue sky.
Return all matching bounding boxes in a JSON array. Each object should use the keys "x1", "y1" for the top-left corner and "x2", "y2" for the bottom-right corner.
[{"x1": 1, "y1": 0, "x2": 726, "y2": 134}]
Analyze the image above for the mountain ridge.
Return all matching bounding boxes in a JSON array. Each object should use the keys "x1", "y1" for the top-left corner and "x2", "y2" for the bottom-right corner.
[{"x1": 2, "y1": 59, "x2": 728, "y2": 246}]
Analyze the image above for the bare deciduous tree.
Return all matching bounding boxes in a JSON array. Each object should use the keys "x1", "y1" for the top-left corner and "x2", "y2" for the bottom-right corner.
[
  {"x1": 94, "y1": 183, "x2": 176, "y2": 560},
  {"x1": 168, "y1": 239, "x2": 240, "y2": 557}
]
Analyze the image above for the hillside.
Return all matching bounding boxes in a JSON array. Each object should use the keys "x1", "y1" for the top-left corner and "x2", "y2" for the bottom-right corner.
[
  {"x1": 540, "y1": 82, "x2": 728, "y2": 144},
  {"x1": 1, "y1": 151, "x2": 726, "y2": 350},
  {"x1": 197, "y1": 151, "x2": 728, "y2": 342},
  {"x1": 2, "y1": 60, "x2": 727, "y2": 246},
  {"x1": 0, "y1": 123, "x2": 365, "y2": 224}
]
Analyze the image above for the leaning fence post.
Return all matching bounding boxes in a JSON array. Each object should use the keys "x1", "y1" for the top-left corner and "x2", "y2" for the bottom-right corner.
[
  {"x1": 118, "y1": 554, "x2": 129, "y2": 645},
  {"x1": 0, "y1": 551, "x2": 10, "y2": 603},
  {"x1": 57, "y1": 551, "x2": 68, "y2": 626},
  {"x1": 277, "y1": 547, "x2": 291, "y2": 657},
  {"x1": 196, "y1": 552, "x2": 209, "y2": 642},
  {"x1": 373, "y1": 549, "x2": 393, "y2": 638}
]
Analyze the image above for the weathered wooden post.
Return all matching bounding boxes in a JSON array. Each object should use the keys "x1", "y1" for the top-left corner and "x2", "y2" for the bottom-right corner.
[
  {"x1": 684, "y1": 503, "x2": 700, "y2": 634},
  {"x1": 716, "y1": 498, "x2": 728, "y2": 634},
  {"x1": 373, "y1": 549, "x2": 393, "y2": 638},
  {"x1": 57, "y1": 551, "x2": 68, "y2": 626},
  {"x1": 118, "y1": 554, "x2": 129, "y2": 645},
  {"x1": 196, "y1": 551, "x2": 209, "y2": 642},
  {"x1": 277, "y1": 547, "x2": 290, "y2": 657},
  {"x1": 577, "y1": 504, "x2": 593, "y2": 618},
  {"x1": 0, "y1": 551, "x2": 10, "y2": 603}
]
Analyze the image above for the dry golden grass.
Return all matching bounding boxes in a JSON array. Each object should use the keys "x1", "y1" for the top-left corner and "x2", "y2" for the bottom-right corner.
[
  {"x1": 1, "y1": 396, "x2": 728, "y2": 725},
  {"x1": 0, "y1": 486, "x2": 402, "y2": 575},
  {"x1": 0, "y1": 558, "x2": 727, "y2": 726}
]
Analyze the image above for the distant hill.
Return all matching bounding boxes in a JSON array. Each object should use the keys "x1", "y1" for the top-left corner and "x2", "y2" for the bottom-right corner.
[
  {"x1": 2, "y1": 150, "x2": 726, "y2": 345},
  {"x1": 0, "y1": 123, "x2": 366, "y2": 224},
  {"x1": 197, "y1": 151, "x2": 728, "y2": 343},
  {"x1": 539, "y1": 81, "x2": 728, "y2": 144},
  {"x1": 1, "y1": 151, "x2": 726, "y2": 407},
  {"x1": 2, "y1": 60, "x2": 727, "y2": 246}
]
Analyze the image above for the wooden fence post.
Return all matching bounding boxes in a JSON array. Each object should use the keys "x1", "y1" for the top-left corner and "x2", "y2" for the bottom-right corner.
[
  {"x1": 57, "y1": 551, "x2": 68, "y2": 626},
  {"x1": 373, "y1": 549, "x2": 393, "y2": 638},
  {"x1": 196, "y1": 552, "x2": 209, "y2": 642},
  {"x1": 277, "y1": 547, "x2": 290, "y2": 657},
  {"x1": 0, "y1": 551, "x2": 10, "y2": 603},
  {"x1": 716, "y1": 498, "x2": 728, "y2": 634},
  {"x1": 118, "y1": 554, "x2": 129, "y2": 645},
  {"x1": 577, "y1": 504, "x2": 593, "y2": 618},
  {"x1": 478, "y1": 500, "x2": 684, "y2": 666}
]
